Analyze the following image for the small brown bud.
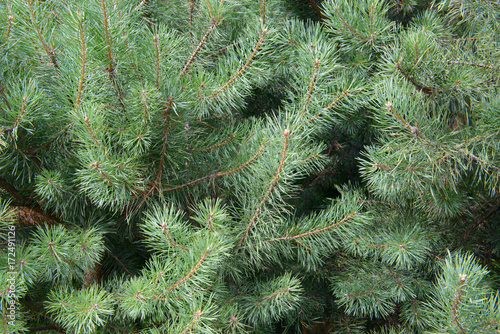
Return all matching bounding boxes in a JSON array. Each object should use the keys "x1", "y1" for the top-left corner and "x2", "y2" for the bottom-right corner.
[{"x1": 283, "y1": 129, "x2": 290, "y2": 136}]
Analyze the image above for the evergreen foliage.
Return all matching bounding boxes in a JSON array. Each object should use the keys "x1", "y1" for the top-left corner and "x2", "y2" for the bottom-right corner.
[{"x1": 1, "y1": 0, "x2": 500, "y2": 333}]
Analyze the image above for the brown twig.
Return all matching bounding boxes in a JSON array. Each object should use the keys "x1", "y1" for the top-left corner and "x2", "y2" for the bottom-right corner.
[
  {"x1": 256, "y1": 287, "x2": 291, "y2": 306},
  {"x1": 442, "y1": 60, "x2": 494, "y2": 69},
  {"x1": 237, "y1": 130, "x2": 289, "y2": 247},
  {"x1": 84, "y1": 115, "x2": 109, "y2": 157},
  {"x1": 75, "y1": 9, "x2": 86, "y2": 109},
  {"x1": 163, "y1": 139, "x2": 268, "y2": 192},
  {"x1": 179, "y1": 310, "x2": 203, "y2": 334},
  {"x1": 181, "y1": 23, "x2": 216, "y2": 75},
  {"x1": 299, "y1": 59, "x2": 320, "y2": 118},
  {"x1": 0, "y1": 176, "x2": 24, "y2": 203},
  {"x1": 306, "y1": 0, "x2": 326, "y2": 20},
  {"x1": 5, "y1": 15, "x2": 12, "y2": 40},
  {"x1": 208, "y1": 28, "x2": 267, "y2": 98},
  {"x1": 260, "y1": 0, "x2": 266, "y2": 24},
  {"x1": 153, "y1": 35, "x2": 160, "y2": 89},
  {"x1": 4, "y1": 97, "x2": 26, "y2": 133},
  {"x1": 385, "y1": 101, "x2": 426, "y2": 139},
  {"x1": 264, "y1": 211, "x2": 357, "y2": 243},
  {"x1": 395, "y1": 61, "x2": 437, "y2": 96},
  {"x1": 167, "y1": 248, "x2": 210, "y2": 291},
  {"x1": 190, "y1": 135, "x2": 236, "y2": 153},
  {"x1": 451, "y1": 274, "x2": 467, "y2": 334},
  {"x1": 106, "y1": 250, "x2": 132, "y2": 275},
  {"x1": 26, "y1": 0, "x2": 58, "y2": 69},
  {"x1": 100, "y1": 0, "x2": 113, "y2": 73}
]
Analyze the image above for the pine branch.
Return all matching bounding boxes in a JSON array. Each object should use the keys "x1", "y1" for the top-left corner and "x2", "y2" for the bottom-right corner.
[
  {"x1": 140, "y1": 89, "x2": 149, "y2": 125},
  {"x1": 179, "y1": 310, "x2": 202, "y2": 334},
  {"x1": 189, "y1": 0, "x2": 196, "y2": 24},
  {"x1": 442, "y1": 60, "x2": 495, "y2": 69},
  {"x1": 205, "y1": 40, "x2": 241, "y2": 58},
  {"x1": 256, "y1": 287, "x2": 291, "y2": 306},
  {"x1": 208, "y1": 28, "x2": 268, "y2": 98},
  {"x1": 237, "y1": 130, "x2": 289, "y2": 247},
  {"x1": 167, "y1": 248, "x2": 210, "y2": 291},
  {"x1": 153, "y1": 35, "x2": 160, "y2": 89},
  {"x1": 5, "y1": 15, "x2": 12, "y2": 40},
  {"x1": 84, "y1": 115, "x2": 109, "y2": 158},
  {"x1": 99, "y1": 0, "x2": 126, "y2": 112},
  {"x1": 26, "y1": 0, "x2": 58, "y2": 69},
  {"x1": 395, "y1": 61, "x2": 437, "y2": 96},
  {"x1": 106, "y1": 250, "x2": 132, "y2": 275},
  {"x1": 384, "y1": 101, "x2": 426, "y2": 139},
  {"x1": 0, "y1": 176, "x2": 25, "y2": 203},
  {"x1": 181, "y1": 23, "x2": 216, "y2": 75},
  {"x1": 160, "y1": 221, "x2": 189, "y2": 251},
  {"x1": 25, "y1": 127, "x2": 68, "y2": 156},
  {"x1": 9, "y1": 133, "x2": 42, "y2": 169},
  {"x1": 100, "y1": 0, "x2": 113, "y2": 73},
  {"x1": 148, "y1": 97, "x2": 173, "y2": 193},
  {"x1": 4, "y1": 96, "x2": 26, "y2": 133},
  {"x1": 134, "y1": 0, "x2": 147, "y2": 11},
  {"x1": 75, "y1": 9, "x2": 86, "y2": 109},
  {"x1": 366, "y1": 243, "x2": 391, "y2": 248},
  {"x1": 260, "y1": 0, "x2": 266, "y2": 25},
  {"x1": 264, "y1": 211, "x2": 357, "y2": 243},
  {"x1": 27, "y1": 324, "x2": 64, "y2": 333},
  {"x1": 459, "y1": 148, "x2": 500, "y2": 171},
  {"x1": 323, "y1": 89, "x2": 351, "y2": 112},
  {"x1": 344, "y1": 288, "x2": 374, "y2": 299},
  {"x1": 300, "y1": 59, "x2": 320, "y2": 118},
  {"x1": 451, "y1": 274, "x2": 467, "y2": 334},
  {"x1": 306, "y1": 0, "x2": 326, "y2": 20},
  {"x1": 11, "y1": 203, "x2": 62, "y2": 225},
  {"x1": 372, "y1": 161, "x2": 426, "y2": 172},
  {"x1": 190, "y1": 134, "x2": 236, "y2": 153},
  {"x1": 90, "y1": 161, "x2": 114, "y2": 184},
  {"x1": 333, "y1": 6, "x2": 370, "y2": 42},
  {"x1": 163, "y1": 139, "x2": 268, "y2": 192}
]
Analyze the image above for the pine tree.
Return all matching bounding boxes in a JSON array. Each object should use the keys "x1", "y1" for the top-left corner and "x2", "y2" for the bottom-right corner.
[{"x1": 1, "y1": 0, "x2": 500, "y2": 333}]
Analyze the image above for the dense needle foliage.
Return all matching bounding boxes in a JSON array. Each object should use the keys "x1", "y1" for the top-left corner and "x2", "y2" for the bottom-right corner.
[{"x1": 1, "y1": 0, "x2": 500, "y2": 333}]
